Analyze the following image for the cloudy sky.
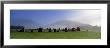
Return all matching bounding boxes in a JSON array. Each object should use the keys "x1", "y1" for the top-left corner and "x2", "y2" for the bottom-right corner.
[{"x1": 10, "y1": 9, "x2": 100, "y2": 26}]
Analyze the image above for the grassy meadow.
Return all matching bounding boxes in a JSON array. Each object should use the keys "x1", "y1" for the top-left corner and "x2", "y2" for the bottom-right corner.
[{"x1": 10, "y1": 31, "x2": 101, "y2": 39}]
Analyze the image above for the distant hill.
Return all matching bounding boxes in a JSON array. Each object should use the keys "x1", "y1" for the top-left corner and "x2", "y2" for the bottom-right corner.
[
  {"x1": 11, "y1": 20, "x2": 101, "y2": 32},
  {"x1": 44, "y1": 20, "x2": 101, "y2": 32},
  {"x1": 80, "y1": 26, "x2": 101, "y2": 32},
  {"x1": 46, "y1": 20, "x2": 92, "y2": 29}
]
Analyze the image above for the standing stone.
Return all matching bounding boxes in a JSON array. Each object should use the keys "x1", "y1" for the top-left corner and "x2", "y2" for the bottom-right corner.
[
  {"x1": 58, "y1": 28, "x2": 60, "y2": 32},
  {"x1": 54, "y1": 29, "x2": 56, "y2": 32},
  {"x1": 76, "y1": 27, "x2": 80, "y2": 31},
  {"x1": 57, "y1": 30, "x2": 59, "y2": 32},
  {"x1": 72, "y1": 27, "x2": 75, "y2": 31},
  {"x1": 38, "y1": 28, "x2": 42, "y2": 32},
  {"x1": 19, "y1": 27, "x2": 24, "y2": 32},
  {"x1": 49, "y1": 28, "x2": 51, "y2": 32},
  {"x1": 31, "y1": 29, "x2": 33, "y2": 32},
  {"x1": 65, "y1": 28, "x2": 68, "y2": 32}
]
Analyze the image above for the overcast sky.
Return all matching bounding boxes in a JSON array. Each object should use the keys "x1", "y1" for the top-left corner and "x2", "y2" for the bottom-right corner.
[{"x1": 10, "y1": 9, "x2": 100, "y2": 26}]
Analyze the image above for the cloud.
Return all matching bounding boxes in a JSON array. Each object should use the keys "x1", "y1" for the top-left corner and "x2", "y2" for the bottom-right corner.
[{"x1": 67, "y1": 10, "x2": 100, "y2": 26}]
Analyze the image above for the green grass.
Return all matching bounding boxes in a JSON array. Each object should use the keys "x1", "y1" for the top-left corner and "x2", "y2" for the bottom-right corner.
[{"x1": 10, "y1": 31, "x2": 101, "y2": 39}]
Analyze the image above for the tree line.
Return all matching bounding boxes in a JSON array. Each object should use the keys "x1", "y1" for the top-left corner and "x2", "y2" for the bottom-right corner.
[{"x1": 10, "y1": 26, "x2": 80, "y2": 32}]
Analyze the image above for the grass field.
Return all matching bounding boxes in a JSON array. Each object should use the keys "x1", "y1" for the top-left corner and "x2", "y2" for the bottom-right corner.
[{"x1": 10, "y1": 31, "x2": 101, "y2": 39}]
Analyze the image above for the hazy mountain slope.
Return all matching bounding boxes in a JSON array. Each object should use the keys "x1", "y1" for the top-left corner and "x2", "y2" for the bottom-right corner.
[
  {"x1": 45, "y1": 20, "x2": 92, "y2": 28},
  {"x1": 11, "y1": 20, "x2": 101, "y2": 32},
  {"x1": 45, "y1": 20, "x2": 101, "y2": 32}
]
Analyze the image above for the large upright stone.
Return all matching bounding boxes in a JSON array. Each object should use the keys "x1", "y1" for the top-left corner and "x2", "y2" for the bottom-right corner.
[
  {"x1": 48, "y1": 28, "x2": 51, "y2": 32},
  {"x1": 38, "y1": 28, "x2": 42, "y2": 32},
  {"x1": 65, "y1": 28, "x2": 68, "y2": 32},
  {"x1": 72, "y1": 27, "x2": 75, "y2": 31},
  {"x1": 76, "y1": 27, "x2": 80, "y2": 31},
  {"x1": 54, "y1": 29, "x2": 56, "y2": 32},
  {"x1": 31, "y1": 29, "x2": 33, "y2": 32}
]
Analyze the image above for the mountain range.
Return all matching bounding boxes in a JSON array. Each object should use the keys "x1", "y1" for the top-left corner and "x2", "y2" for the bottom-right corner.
[{"x1": 11, "y1": 20, "x2": 101, "y2": 32}]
